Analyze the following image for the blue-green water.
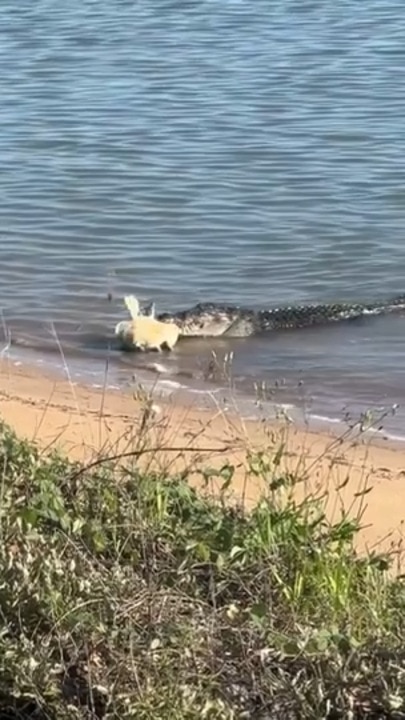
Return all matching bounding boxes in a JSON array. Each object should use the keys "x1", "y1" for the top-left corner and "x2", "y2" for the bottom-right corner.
[{"x1": 1, "y1": 0, "x2": 405, "y2": 436}]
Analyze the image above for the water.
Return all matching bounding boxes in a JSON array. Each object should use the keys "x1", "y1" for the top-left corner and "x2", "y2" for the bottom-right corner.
[{"x1": 1, "y1": 0, "x2": 405, "y2": 438}]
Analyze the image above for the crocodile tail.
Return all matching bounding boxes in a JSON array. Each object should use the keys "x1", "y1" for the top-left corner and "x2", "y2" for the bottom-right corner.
[
  {"x1": 387, "y1": 294, "x2": 405, "y2": 308},
  {"x1": 362, "y1": 294, "x2": 405, "y2": 314}
]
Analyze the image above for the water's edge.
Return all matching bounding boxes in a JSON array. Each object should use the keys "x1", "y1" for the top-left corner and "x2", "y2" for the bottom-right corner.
[{"x1": 4, "y1": 341, "x2": 404, "y2": 453}]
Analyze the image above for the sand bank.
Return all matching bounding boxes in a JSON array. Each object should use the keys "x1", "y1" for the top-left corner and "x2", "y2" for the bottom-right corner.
[{"x1": 0, "y1": 355, "x2": 404, "y2": 561}]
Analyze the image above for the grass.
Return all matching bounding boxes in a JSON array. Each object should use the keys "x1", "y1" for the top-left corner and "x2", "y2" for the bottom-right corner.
[{"x1": 0, "y1": 416, "x2": 404, "y2": 720}]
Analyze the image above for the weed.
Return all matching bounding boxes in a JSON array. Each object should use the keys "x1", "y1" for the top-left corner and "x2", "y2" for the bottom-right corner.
[{"x1": 0, "y1": 420, "x2": 403, "y2": 718}]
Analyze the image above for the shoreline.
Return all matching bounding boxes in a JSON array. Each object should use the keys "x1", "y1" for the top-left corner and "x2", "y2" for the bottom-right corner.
[
  {"x1": 5, "y1": 338, "x2": 405, "y2": 454},
  {"x1": 8, "y1": 336, "x2": 405, "y2": 448},
  {"x1": 1, "y1": 354, "x2": 405, "y2": 560}
]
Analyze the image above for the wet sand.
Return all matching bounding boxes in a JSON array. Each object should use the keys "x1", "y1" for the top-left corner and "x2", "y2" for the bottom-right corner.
[{"x1": 0, "y1": 355, "x2": 405, "y2": 564}]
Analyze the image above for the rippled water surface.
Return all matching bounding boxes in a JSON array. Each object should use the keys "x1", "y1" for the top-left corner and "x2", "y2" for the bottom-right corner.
[{"x1": 1, "y1": 0, "x2": 405, "y2": 436}]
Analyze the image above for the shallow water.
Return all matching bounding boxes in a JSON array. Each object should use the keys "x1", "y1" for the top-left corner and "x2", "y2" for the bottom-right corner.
[{"x1": 1, "y1": 0, "x2": 405, "y2": 438}]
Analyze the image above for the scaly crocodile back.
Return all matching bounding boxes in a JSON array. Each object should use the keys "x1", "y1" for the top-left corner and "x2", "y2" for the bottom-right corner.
[{"x1": 154, "y1": 294, "x2": 405, "y2": 337}]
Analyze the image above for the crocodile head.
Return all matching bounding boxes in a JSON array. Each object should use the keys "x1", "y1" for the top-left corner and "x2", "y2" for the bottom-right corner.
[{"x1": 156, "y1": 303, "x2": 256, "y2": 337}]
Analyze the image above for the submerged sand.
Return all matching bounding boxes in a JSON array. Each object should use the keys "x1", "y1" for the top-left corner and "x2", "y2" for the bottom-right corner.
[{"x1": 0, "y1": 354, "x2": 404, "y2": 563}]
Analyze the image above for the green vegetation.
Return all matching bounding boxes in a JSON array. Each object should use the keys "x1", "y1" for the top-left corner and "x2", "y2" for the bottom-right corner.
[{"x1": 0, "y1": 420, "x2": 404, "y2": 719}]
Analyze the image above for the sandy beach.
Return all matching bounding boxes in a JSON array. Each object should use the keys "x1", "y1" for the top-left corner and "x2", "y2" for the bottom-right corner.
[{"x1": 0, "y1": 354, "x2": 405, "y2": 562}]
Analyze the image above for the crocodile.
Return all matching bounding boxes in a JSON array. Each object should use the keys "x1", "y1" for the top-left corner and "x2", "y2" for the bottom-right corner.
[{"x1": 146, "y1": 293, "x2": 405, "y2": 338}]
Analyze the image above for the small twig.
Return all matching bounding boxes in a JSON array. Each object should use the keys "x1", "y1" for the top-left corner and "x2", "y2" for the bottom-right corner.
[{"x1": 68, "y1": 444, "x2": 233, "y2": 483}]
